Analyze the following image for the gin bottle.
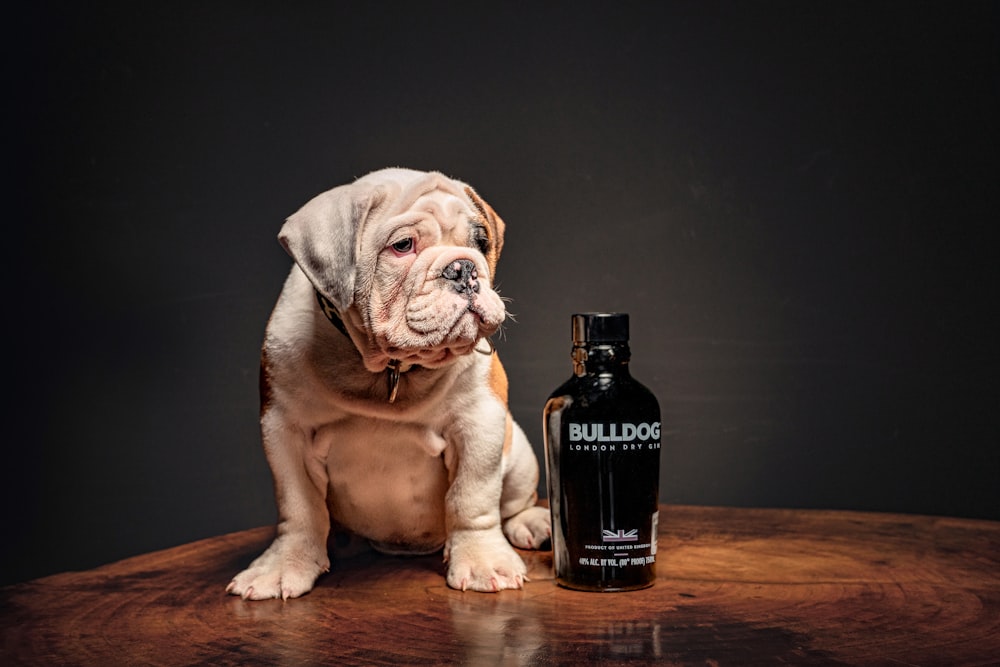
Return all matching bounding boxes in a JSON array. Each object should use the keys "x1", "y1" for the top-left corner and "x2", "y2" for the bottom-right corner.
[{"x1": 543, "y1": 313, "x2": 661, "y2": 591}]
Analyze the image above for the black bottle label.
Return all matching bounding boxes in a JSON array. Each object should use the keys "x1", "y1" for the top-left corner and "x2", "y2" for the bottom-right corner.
[{"x1": 545, "y1": 396, "x2": 661, "y2": 591}]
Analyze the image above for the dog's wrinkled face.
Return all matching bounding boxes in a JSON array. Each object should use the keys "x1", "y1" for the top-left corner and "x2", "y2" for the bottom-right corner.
[
  {"x1": 362, "y1": 186, "x2": 505, "y2": 368},
  {"x1": 280, "y1": 168, "x2": 508, "y2": 371}
]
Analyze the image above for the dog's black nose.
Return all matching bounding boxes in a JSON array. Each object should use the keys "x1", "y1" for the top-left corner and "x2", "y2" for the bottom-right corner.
[{"x1": 441, "y1": 259, "x2": 480, "y2": 294}]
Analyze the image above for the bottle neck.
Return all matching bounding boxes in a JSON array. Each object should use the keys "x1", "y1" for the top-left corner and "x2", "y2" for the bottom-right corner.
[{"x1": 573, "y1": 342, "x2": 632, "y2": 376}]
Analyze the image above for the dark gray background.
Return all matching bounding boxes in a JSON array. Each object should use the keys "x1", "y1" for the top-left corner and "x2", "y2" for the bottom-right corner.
[{"x1": 4, "y1": 2, "x2": 997, "y2": 586}]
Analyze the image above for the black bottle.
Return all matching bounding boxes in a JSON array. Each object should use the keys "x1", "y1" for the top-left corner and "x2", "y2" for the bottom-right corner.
[{"x1": 543, "y1": 313, "x2": 661, "y2": 591}]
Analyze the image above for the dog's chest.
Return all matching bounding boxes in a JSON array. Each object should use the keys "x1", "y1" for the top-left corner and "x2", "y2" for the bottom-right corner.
[{"x1": 319, "y1": 418, "x2": 451, "y2": 543}]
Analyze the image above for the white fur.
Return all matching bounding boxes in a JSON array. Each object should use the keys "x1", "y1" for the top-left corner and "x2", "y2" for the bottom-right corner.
[{"x1": 228, "y1": 169, "x2": 550, "y2": 599}]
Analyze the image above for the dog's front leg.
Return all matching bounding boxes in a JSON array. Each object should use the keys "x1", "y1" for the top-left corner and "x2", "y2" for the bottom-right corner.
[
  {"x1": 228, "y1": 411, "x2": 331, "y2": 600},
  {"x1": 443, "y1": 406, "x2": 528, "y2": 592}
]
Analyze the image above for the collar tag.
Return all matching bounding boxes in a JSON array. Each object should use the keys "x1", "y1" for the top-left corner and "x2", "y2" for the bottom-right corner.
[{"x1": 386, "y1": 360, "x2": 402, "y2": 403}]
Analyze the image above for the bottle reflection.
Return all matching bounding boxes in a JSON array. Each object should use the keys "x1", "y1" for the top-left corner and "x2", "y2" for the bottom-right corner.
[
  {"x1": 448, "y1": 592, "x2": 665, "y2": 663},
  {"x1": 598, "y1": 620, "x2": 663, "y2": 659},
  {"x1": 448, "y1": 594, "x2": 544, "y2": 666}
]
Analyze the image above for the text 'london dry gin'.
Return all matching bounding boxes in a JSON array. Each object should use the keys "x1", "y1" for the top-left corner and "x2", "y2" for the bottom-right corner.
[{"x1": 543, "y1": 313, "x2": 662, "y2": 591}]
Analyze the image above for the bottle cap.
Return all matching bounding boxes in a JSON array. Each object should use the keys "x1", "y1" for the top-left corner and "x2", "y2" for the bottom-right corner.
[{"x1": 572, "y1": 312, "x2": 630, "y2": 344}]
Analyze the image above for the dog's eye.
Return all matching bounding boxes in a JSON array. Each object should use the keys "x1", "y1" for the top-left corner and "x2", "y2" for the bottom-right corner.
[
  {"x1": 472, "y1": 228, "x2": 490, "y2": 255},
  {"x1": 389, "y1": 238, "x2": 415, "y2": 256}
]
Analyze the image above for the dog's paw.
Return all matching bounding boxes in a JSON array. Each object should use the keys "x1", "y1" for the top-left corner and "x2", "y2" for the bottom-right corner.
[
  {"x1": 226, "y1": 537, "x2": 330, "y2": 601},
  {"x1": 445, "y1": 528, "x2": 528, "y2": 592},
  {"x1": 502, "y1": 505, "x2": 552, "y2": 550}
]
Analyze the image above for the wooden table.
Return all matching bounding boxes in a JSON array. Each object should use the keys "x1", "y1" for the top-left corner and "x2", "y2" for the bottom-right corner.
[{"x1": 2, "y1": 505, "x2": 998, "y2": 666}]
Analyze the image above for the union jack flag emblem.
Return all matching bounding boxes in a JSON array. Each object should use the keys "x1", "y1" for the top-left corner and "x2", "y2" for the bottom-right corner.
[{"x1": 601, "y1": 529, "x2": 638, "y2": 542}]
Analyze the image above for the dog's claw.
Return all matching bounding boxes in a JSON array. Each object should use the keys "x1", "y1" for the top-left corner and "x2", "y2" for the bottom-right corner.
[{"x1": 242, "y1": 586, "x2": 254, "y2": 601}]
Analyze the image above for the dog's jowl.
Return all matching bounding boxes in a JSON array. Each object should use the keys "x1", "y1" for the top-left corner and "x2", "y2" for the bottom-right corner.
[{"x1": 228, "y1": 168, "x2": 551, "y2": 599}]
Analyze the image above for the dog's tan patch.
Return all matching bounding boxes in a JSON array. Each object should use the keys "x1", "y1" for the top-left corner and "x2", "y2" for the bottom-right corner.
[
  {"x1": 502, "y1": 412, "x2": 514, "y2": 456},
  {"x1": 488, "y1": 355, "x2": 514, "y2": 456},
  {"x1": 259, "y1": 347, "x2": 274, "y2": 416},
  {"x1": 464, "y1": 186, "x2": 505, "y2": 277},
  {"x1": 488, "y1": 353, "x2": 509, "y2": 404}
]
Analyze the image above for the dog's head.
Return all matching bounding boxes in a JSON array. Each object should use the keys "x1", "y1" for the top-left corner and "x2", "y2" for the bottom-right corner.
[{"x1": 279, "y1": 168, "x2": 508, "y2": 372}]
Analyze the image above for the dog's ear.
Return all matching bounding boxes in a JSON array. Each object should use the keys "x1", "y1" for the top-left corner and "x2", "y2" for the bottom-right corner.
[
  {"x1": 279, "y1": 182, "x2": 386, "y2": 311},
  {"x1": 464, "y1": 186, "x2": 506, "y2": 278}
]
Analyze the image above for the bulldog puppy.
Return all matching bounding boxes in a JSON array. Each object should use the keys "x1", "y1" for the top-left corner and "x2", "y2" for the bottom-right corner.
[{"x1": 228, "y1": 168, "x2": 551, "y2": 599}]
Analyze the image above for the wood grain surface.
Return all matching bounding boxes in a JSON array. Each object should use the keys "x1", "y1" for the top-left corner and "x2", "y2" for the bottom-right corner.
[{"x1": 2, "y1": 505, "x2": 998, "y2": 666}]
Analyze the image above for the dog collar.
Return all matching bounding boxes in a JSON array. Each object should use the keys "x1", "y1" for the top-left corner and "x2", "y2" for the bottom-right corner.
[
  {"x1": 316, "y1": 290, "x2": 404, "y2": 403},
  {"x1": 316, "y1": 291, "x2": 349, "y2": 337}
]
